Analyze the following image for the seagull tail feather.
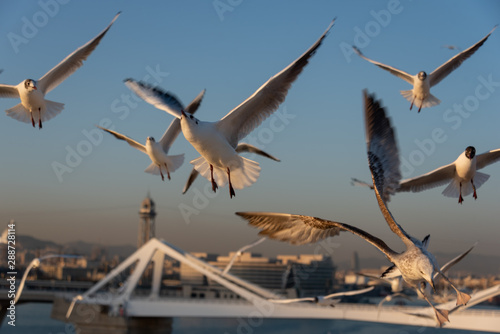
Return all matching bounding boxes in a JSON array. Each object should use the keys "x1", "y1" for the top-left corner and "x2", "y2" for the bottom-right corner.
[{"x1": 400, "y1": 90, "x2": 440, "y2": 109}]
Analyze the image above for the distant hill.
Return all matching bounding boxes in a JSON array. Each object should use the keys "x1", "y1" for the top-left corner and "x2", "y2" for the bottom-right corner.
[
  {"x1": 18, "y1": 235, "x2": 60, "y2": 250},
  {"x1": 17, "y1": 234, "x2": 135, "y2": 259}
]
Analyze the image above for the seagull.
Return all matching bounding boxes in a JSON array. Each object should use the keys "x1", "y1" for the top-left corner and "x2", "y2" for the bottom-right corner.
[
  {"x1": 98, "y1": 89, "x2": 205, "y2": 181},
  {"x1": 442, "y1": 45, "x2": 461, "y2": 51},
  {"x1": 15, "y1": 254, "x2": 83, "y2": 304},
  {"x1": 398, "y1": 146, "x2": 500, "y2": 204},
  {"x1": 125, "y1": 19, "x2": 334, "y2": 198},
  {"x1": 350, "y1": 177, "x2": 374, "y2": 190},
  {"x1": 353, "y1": 26, "x2": 497, "y2": 112},
  {"x1": 236, "y1": 91, "x2": 471, "y2": 327},
  {"x1": 182, "y1": 143, "x2": 280, "y2": 194},
  {"x1": 357, "y1": 272, "x2": 405, "y2": 293},
  {"x1": 66, "y1": 294, "x2": 83, "y2": 319},
  {"x1": 377, "y1": 292, "x2": 413, "y2": 309},
  {"x1": 221, "y1": 237, "x2": 266, "y2": 275},
  {"x1": 268, "y1": 286, "x2": 374, "y2": 307},
  {"x1": 0, "y1": 12, "x2": 120, "y2": 128}
]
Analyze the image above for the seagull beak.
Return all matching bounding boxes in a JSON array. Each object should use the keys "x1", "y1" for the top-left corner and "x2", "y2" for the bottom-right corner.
[
  {"x1": 428, "y1": 278, "x2": 436, "y2": 293},
  {"x1": 33, "y1": 86, "x2": 37, "y2": 90}
]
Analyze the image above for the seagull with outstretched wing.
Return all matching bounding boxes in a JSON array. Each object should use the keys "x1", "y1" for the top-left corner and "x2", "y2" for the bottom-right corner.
[
  {"x1": 125, "y1": 20, "x2": 335, "y2": 198},
  {"x1": 98, "y1": 89, "x2": 205, "y2": 181},
  {"x1": 15, "y1": 254, "x2": 83, "y2": 304},
  {"x1": 353, "y1": 26, "x2": 496, "y2": 112},
  {"x1": 236, "y1": 91, "x2": 471, "y2": 327},
  {"x1": 398, "y1": 147, "x2": 500, "y2": 204},
  {"x1": 269, "y1": 286, "x2": 374, "y2": 307},
  {"x1": 221, "y1": 237, "x2": 266, "y2": 275},
  {"x1": 0, "y1": 13, "x2": 120, "y2": 128}
]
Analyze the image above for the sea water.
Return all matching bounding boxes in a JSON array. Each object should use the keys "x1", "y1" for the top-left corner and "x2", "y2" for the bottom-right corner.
[{"x1": 0, "y1": 303, "x2": 493, "y2": 334}]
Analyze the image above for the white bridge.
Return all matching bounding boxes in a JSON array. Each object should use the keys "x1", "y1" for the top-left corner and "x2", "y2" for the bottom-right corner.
[{"x1": 52, "y1": 238, "x2": 500, "y2": 333}]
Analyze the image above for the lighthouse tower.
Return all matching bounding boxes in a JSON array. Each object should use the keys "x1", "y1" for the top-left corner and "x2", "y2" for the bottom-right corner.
[{"x1": 138, "y1": 194, "x2": 156, "y2": 249}]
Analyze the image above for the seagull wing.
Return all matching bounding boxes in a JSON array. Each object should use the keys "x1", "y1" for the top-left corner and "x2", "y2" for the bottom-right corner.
[
  {"x1": 158, "y1": 89, "x2": 206, "y2": 153},
  {"x1": 476, "y1": 148, "x2": 500, "y2": 170},
  {"x1": 324, "y1": 286, "x2": 374, "y2": 299},
  {"x1": 0, "y1": 84, "x2": 20, "y2": 98},
  {"x1": 15, "y1": 259, "x2": 39, "y2": 304},
  {"x1": 364, "y1": 91, "x2": 401, "y2": 203},
  {"x1": 222, "y1": 238, "x2": 266, "y2": 275},
  {"x1": 397, "y1": 163, "x2": 456, "y2": 193},
  {"x1": 350, "y1": 177, "x2": 374, "y2": 190},
  {"x1": 236, "y1": 143, "x2": 281, "y2": 161},
  {"x1": 356, "y1": 272, "x2": 391, "y2": 285},
  {"x1": 217, "y1": 20, "x2": 334, "y2": 147},
  {"x1": 364, "y1": 91, "x2": 413, "y2": 246},
  {"x1": 434, "y1": 243, "x2": 476, "y2": 280},
  {"x1": 236, "y1": 212, "x2": 397, "y2": 257},
  {"x1": 37, "y1": 12, "x2": 120, "y2": 94},
  {"x1": 98, "y1": 126, "x2": 146, "y2": 153},
  {"x1": 353, "y1": 47, "x2": 414, "y2": 85},
  {"x1": 182, "y1": 168, "x2": 200, "y2": 194},
  {"x1": 184, "y1": 89, "x2": 206, "y2": 115},
  {"x1": 269, "y1": 297, "x2": 315, "y2": 304},
  {"x1": 429, "y1": 26, "x2": 497, "y2": 87},
  {"x1": 124, "y1": 79, "x2": 184, "y2": 119}
]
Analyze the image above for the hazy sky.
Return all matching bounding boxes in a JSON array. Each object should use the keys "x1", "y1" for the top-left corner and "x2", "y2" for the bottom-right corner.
[{"x1": 0, "y1": 1, "x2": 499, "y2": 268}]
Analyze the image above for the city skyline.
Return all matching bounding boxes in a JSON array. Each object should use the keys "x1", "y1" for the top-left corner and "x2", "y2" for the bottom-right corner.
[{"x1": 0, "y1": 1, "x2": 499, "y2": 270}]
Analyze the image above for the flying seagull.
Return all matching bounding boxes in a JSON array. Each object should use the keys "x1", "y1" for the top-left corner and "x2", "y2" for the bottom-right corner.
[
  {"x1": 15, "y1": 254, "x2": 83, "y2": 304},
  {"x1": 98, "y1": 89, "x2": 205, "y2": 181},
  {"x1": 125, "y1": 19, "x2": 334, "y2": 198},
  {"x1": 221, "y1": 237, "x2": 266, "y2": 275},
  {"x1": 269, "y1": 286, "x2": 374, "y2": 307},
  {"x1": 0, "y1": 13, "x2": 120, "y2": 129},
  {"x1": 236, "y1": 91, "x2": 471, "y2": 327},
  {"x1": 352, "y1": 146, "x2": 500, "y2": 204},
  {"x1": 398, "y1": 146, "x2": 500, "y2": 204},
  {"x1": 353, "y1": 26, "x2": 496, "y2": 112},
  {"x1": 182, "y1": 143, "x2": 280, "y2": 194}
]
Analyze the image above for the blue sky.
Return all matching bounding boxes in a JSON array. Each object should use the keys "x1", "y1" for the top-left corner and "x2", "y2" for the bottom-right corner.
[{"x1": 0, "y1": 1, "x2": 499, "y2": 267}]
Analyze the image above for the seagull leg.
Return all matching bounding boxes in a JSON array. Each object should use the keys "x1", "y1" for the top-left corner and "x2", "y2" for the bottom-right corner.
[
  {"x1": 227, "y1": 167, "x2": 235, "y2": 198},
  {"x1": 159, "y1": 165, "x2": 165, "y2": 181},
  {"x1": 418, "y1": 102, "x2": 422, "y2": 113},
  {"x1": 164, "y1": 163, "x2": 171, "y2": 180},
  {"x1": 471, "y1": 179, "x2": 477, "y2": 200},
  {"x1": 439, "y1": 271, "x2": 471, "y2": 306},
  {"x1": 458, "y1": 182, "x2": 464, "y2": 204},
  {"x1": 410, "y1": 96, "x2": 415, "y2": 110},
  {"x1": 30, "y1": 112, "x2": 36, "y2": 128},
  {"x1": 417, "y1": 286, "x2": 449, "y2": 327},
  {"x1": 38, "y1": 108, "x2": 42, "y2": 129},
  {"x1": 210, "y1": 165, "x2": 218, "y2": 193}
]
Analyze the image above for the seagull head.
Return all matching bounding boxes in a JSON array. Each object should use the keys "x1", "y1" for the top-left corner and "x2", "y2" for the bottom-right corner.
[
  {"x1": 465, "y1": 146, "x2": 476, "y2": 159},
  {"x1": 417, "y1": 71, "x2": 427, "y2": 81},
  {"x1": 417, "y1": 258, "x2": 436, "y2": 293},
  {"x1": 181, "y1": 112, "x2": 199, "y2": 125},
  {"x1": 147, "y1": 136, "x2": 156, "y2": 143},
  {"x1": 32, "y1": 258, "x2": 41, "y2": 268},
  {"x1": 24, "y1": 79, "x2": 37, "y2": 91}
]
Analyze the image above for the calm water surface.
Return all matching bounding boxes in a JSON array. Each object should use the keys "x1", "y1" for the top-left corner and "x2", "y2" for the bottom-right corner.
[{"x1": 0, "y1": 303, "x2": 494, "y2": 334}]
